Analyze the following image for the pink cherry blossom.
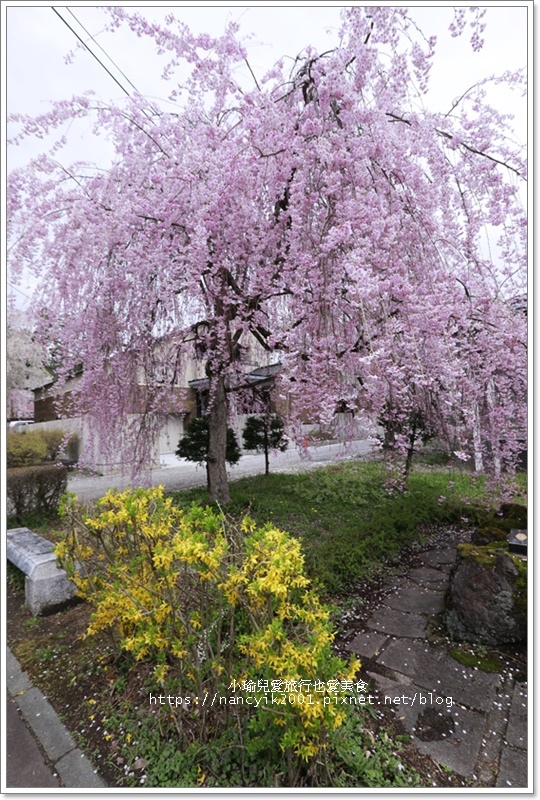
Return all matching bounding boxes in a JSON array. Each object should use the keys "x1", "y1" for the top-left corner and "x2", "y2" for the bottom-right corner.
[{"x1": 8, "y1": 8, "x2": 526, "y2": 502}]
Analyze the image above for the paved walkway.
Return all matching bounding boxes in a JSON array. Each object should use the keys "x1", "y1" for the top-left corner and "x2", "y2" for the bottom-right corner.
[
  {"x1": 5, "y1": 648, "x2": 105, "y2": 789},
  {"x1": 67, "y1": 439, "x2": 374, "y2": 503},
  {"x1": 344, "y1": 543, "x2": 528, "y2": 788},
  {"x1": 6, "y1": 693, "x2": 60, "y2": 788}
]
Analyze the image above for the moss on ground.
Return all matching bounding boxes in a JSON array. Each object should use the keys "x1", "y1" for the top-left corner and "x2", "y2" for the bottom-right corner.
[
  {"x1": 457, "y1": 542, "x2": 508, "y2": 568},
  {"x1": 449, "y1": 646, "x2": 501, "y2": 673},
  {"x1": 510, "y1": 554, "x2": 527, "y2": 615}
]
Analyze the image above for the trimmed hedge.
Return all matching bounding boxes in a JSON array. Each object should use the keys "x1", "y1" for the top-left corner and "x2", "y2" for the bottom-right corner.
[
  {"x1": 7, "y1": 429, "x2": 80, "y2": 468},
  {"x1": 7, "y1": 464, "x2": 68, "y2": 522},
  {"x1": 6, "y1": 431, "x2": 48, "y2": 467}
]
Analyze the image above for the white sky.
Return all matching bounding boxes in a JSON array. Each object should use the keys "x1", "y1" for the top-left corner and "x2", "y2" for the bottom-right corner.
[
  {"x1": 3, "y1": 2, "x2": 530, "y2": 306},
  {"x1": 5, "y1": 3, "x2": 528, "y2": 161}
]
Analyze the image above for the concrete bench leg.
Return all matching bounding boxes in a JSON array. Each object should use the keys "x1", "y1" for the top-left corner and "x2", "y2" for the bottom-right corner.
[{"x1": 26, "y1": 558, "x2": 78, "y2": 616}]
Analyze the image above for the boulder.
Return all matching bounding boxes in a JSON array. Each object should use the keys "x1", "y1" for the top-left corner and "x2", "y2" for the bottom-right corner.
[
  {"x1": 445, "y1": 544, "x2": 526, "y2": 645},
  {"x1": 472, "y1": 503, "x2": 527, "y2": 546}
]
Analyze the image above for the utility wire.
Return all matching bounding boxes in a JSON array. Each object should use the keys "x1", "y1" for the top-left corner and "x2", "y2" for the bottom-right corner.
[
  {"x1": 52, "y1": 7, "x2": 159, "y2": 122},
  {"x1": 7, "y1": 282, "x2": 34, "y2": 302},
  {"x1": 51, "y1": 6, "x2": 132, "y2": 100},
  {"x1": 65, "y1": 7, "x2": 158, "y2": 115}
]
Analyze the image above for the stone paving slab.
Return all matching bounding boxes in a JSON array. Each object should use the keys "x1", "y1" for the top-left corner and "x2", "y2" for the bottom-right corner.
[
  {"x1": 366, "y1": 607, "x2": 427, "y2": 638},
  {"x1": 368, "y1": 672, "x2": 486, "y2": 777},
  {"x1": 381, "y1": 576, "x2": 409, "y2": 592},
  {"x1": 341, "y1": 542, "x2": 527, "y2": 788},
  {"x1": 418, "y1": 548, "x2": 457, "y2": 567},
  {"x1": 505, "y1": 681, "x2": 527, "y2": 750},
  {"x1": 407, "y1": 567, "x2": 450, "y2": 589},
  {"x1": 376, "y1": 639, "x2": 499, "y2": 711},
  {"x1": 383, "y1": 585, "x2": 446, "y2": 616},
  {"x1": 496, "y1": 746, "x2": 528, "y2": 788},
  {"x1": 347, "y1": 631, "x2": 389, "y2": 659}
]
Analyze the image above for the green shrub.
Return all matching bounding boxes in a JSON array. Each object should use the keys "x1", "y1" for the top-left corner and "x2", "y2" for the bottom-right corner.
[
  {"x1": 56, "y1": 487, "x2": 360, "y2": 783},
  {"x1": 7, "y1": 464, "x2": 68, "y2": 522},
  {"x1": 242, "y1": 414, "x2": 288, "y2": 474},
  {"x1": 7, "y1": 431, "x2": 47, "y2": 467},
  {"x1": 35, "y1": 429, "x2": 80, "y2": 462},
  {"x1": 176, "y1": 417, "x2": 241, "y2": 489},
  {"x1": 39, "y1": 429, "x2": 66, "y2": 460},
  {"x1": 7, "y1": 428, "x2": 79, "y2": 467}
]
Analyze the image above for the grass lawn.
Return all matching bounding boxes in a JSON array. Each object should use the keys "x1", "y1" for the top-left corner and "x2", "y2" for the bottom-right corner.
[{"x1": 170, "y1": 460, "x2": 525, "y2": 595}]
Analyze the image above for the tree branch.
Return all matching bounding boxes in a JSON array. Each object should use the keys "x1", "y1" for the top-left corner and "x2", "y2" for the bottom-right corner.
[{"x1": 385, "y1": 112, "x2": 524, "y2": 178}]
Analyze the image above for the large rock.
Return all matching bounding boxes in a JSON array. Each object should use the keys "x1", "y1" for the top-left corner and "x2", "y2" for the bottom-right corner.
[
  {"x1": 472, "y1": 503, "x2": 527, "y2": 546},
  {"x1": 445, "y1": 544, "x2": 526, "y2": 645}
]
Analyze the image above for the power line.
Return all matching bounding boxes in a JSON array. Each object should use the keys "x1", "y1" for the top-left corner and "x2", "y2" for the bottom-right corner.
[
  {"x1": 8, "y1": 282, "x2": 34, "y2": 302},
  {"x1": 51, "y1": 7, "x2": 172, "y2": 157},
  {"x1": 51, "y1": 6, "x2": 132, "y2": 100},
  {"x1": 66, "y1": 7, "x2": 157, "y2": 113}
]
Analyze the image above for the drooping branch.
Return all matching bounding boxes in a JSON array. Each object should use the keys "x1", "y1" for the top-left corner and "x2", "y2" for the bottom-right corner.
[{"x1": 385, "y1": 111, "x2": 524, "y2": 178}]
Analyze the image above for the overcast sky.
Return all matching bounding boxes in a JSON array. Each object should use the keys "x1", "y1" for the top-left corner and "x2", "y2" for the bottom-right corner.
[
  {"x1": 6, "y1": 3, "x2": 528, "y2": 160},
  {"x1": 4, "y1": 2, "x2": 530, "y2": 306}
]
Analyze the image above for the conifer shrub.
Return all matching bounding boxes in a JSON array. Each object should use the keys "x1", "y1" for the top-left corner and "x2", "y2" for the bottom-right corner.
[
  {"x1": 176, "y1": 417, "x2": 241, "y2": 489},
  {"x1": 55, "y1": 487, "x2": 360, "y2": 781},
  {"x1": 242, "y1": 414, "x2": 288, "y2": 474}
]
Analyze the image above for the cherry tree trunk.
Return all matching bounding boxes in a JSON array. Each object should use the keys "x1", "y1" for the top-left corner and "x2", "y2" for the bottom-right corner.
[
  {"x1": 207, "y1": 374, "x2": 230, "y2": 504},
  {"x1": 472, "y1": 403, "x2": 485, "y2": 473}
]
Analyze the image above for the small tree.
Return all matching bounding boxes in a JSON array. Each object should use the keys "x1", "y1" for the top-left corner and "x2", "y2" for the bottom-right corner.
[
  {"x1": 243, "y1": 415, "x2": 288, "y2": 475},
  {"x1": 176, "y1": 417, "x2": 241, "y2": 491}
]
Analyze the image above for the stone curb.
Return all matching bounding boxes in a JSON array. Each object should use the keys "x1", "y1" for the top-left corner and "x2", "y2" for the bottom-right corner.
[{"x1": 6, "y1": 647, "x2": 106, "y2": 788}]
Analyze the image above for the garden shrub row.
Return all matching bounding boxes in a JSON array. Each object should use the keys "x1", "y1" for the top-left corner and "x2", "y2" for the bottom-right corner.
[
  {"x1": 7, "y1": 428, "x2": 79, "y2": 468},
  {"x1": 7, "y1": 464, "x2": 68, "y2": 522}
]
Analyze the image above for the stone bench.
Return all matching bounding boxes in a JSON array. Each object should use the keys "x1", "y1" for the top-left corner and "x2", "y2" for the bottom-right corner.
[{"x1": 7, "y1": 527, "x2": 78, "y2": 615}]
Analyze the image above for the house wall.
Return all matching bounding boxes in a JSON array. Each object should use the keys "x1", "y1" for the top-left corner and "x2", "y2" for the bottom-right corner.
[
  {"x1": 31, "y1": 333, "x2": 370, "y2": 473},
  {"x1": 28, "y1": 413, "x2": 192, "y2": 475},
  {"x1": 157, "y1": 414, "x2": 186, "y2": 456}
]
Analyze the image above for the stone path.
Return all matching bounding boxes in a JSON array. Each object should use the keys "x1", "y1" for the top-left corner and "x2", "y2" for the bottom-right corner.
[{"x1": 345, "y1": 545, "x2": 528, "y2": 788}]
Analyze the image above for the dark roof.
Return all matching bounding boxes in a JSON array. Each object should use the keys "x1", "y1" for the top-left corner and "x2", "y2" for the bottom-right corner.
[{"x1": 188, "y1": 363, "x2": 282, "y2": 392}]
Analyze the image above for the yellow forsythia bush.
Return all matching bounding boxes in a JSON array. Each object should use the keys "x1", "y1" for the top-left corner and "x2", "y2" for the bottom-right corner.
[{"x1": 55, "y1": 487, "x2": 359, "y2": 766}]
